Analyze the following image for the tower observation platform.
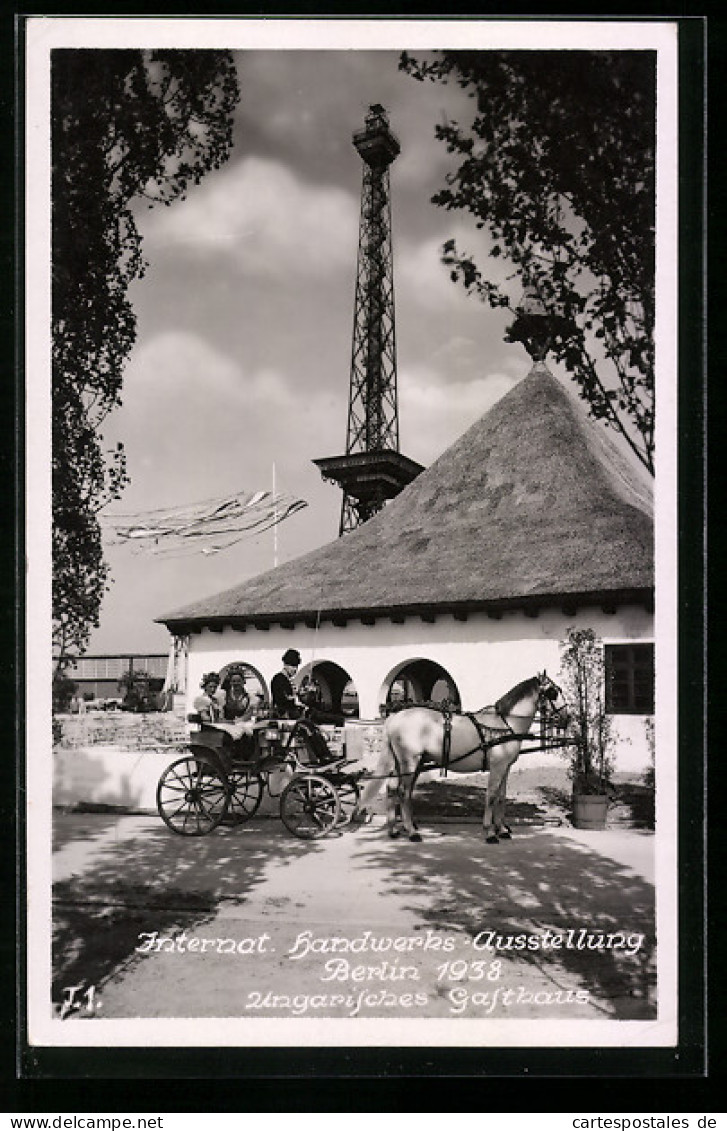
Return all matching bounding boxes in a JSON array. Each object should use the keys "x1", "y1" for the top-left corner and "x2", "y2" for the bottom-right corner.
[{"x1": 314, "y1": 104, "x2": 423, "y2": 535}]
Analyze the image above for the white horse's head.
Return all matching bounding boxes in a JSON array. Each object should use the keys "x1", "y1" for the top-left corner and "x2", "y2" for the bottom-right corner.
[{"x1": 536, "y1": 671, "x2": 570, "y2": 730}]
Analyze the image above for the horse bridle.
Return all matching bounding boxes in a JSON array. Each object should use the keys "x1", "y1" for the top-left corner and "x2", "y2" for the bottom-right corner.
[
  {"x1": 480, "y1": 675, "x2": 567, "y2": 732},
  {"x1": 536, "y1": 675, "x2": 569, "y2": 731},
  {"x1": 475, "y1": 675, "x2": 568, "y2": 744}
]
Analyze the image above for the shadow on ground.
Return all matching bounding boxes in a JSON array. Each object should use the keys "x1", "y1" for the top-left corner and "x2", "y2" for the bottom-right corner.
[
  {"x1": 52, "y1": 816, "x2": 325, "y2": 1010},
  {"x1": 52, "y1": 771, "x2": 656, "y2": 1020},
  {"x1": 349, "y1": 822, "x2": 656, "y2": 1019},
  {"x1": 411, "y1": 774, "x2": 655, "y2": 833},
  {"x1": 412, "y1": 779, "x2": 569, "y2": 826},
  {"x1": 609, "y1": 781, "x2": 655, "y2": 829}
]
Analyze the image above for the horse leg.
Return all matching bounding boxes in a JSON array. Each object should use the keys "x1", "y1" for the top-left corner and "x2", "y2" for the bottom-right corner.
[
  {"x1": 494, "y1": 765, "x2": 513, "y2": 839},
  {"x1": 397, "y1": 771, "x2": 422, "y2": 842},
  {"x1": 386, "y1": 783, "x2": 403, "y2": 838},
  {"x1": 483, "y1": 758, "x2": 505, "y2": 844}
]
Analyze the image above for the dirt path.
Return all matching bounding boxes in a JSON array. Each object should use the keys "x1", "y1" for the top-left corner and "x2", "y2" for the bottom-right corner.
[{"x1": 52, "y1": 810, "x2": 656, "y2": 1025}]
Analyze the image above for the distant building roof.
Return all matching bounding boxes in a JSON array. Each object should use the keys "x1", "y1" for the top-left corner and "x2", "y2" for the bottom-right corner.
[{"x1": 158, "y1": 368, "x2": 653, "y2": 632}]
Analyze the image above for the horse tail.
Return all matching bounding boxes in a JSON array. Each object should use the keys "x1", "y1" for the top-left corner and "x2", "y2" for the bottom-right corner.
[{"x1": 353, "y1": 721, "x2": 399, "y2": 820}]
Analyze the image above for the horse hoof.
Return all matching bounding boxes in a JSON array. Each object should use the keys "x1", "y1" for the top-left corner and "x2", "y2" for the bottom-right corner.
[
  {"x1": 389, "y1": 827, "x2": 402, "y2": 839},
  {"x1": 409, "y1": 832, "x2": 423, "y2": 842},
  {"x1": 486, "y1": 835, "x2": 499, "y2": 844},
  {"x1": 499, "y1": 829, "x2": 512, "y2": 840}
]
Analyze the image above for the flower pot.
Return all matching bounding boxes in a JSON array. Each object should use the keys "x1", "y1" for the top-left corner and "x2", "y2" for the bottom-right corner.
[{"x1": 572, "y1": 792, "x2": 609, "y2": 830}]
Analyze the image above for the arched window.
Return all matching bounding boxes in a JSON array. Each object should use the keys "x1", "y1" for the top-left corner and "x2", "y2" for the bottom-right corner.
[
  {"x1": 381, "y1": 659, "x2": 460, "y2": 715},
  {"x1": 296, "y1": 660, "x2": 359, "y2": 719}
]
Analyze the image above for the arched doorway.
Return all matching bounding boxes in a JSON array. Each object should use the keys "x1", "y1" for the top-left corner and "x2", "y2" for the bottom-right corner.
[
  {"x1": 217, "y1": 660, "x2": 269, "y2": 711},
  {"x1": 381, "y1": 659, "x2": 460, "y2": 715},
  {"x1": 297, "y1": 660, "x2": 359, "y2": 718}
]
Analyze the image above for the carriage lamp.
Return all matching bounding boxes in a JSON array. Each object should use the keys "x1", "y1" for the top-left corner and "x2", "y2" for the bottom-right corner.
[{"x1": 506, "y1": 286, "x2": 570, "y2": 363}]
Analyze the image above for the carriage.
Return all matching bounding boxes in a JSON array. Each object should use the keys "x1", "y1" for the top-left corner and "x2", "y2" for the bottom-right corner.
[
  {"x1": 157, "y1": 671, "x2": 570, "y2": 843},
  {"x1": 156, "y1": 710, "x2": 364, "y2": 840}
]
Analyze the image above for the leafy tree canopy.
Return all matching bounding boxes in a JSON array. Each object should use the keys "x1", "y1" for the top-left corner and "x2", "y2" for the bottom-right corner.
[
  {"x1": 52, "y1": 49, "x2": 240, "y2": 670},
  {"x1": 400, "y1": 50, "x2": 656, "y2": 475}
]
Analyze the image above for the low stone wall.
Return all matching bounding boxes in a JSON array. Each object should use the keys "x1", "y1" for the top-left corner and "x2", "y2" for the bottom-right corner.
[
  {"x1": 52, "y1": 714, "x2": 387, "y2": 815},
  {"x1": 55, "y1": 710, "x2": 188, "y2": 750}
]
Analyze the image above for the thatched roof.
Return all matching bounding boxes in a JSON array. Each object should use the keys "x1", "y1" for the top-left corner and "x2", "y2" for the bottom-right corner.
[{"x1": 158, "y1": 368, "x2": 653, "y2": 632}]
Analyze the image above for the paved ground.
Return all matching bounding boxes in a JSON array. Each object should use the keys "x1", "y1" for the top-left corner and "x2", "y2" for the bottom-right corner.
[{"x1": 51, "y1": 803, "x2": 656, "y2": 1024}]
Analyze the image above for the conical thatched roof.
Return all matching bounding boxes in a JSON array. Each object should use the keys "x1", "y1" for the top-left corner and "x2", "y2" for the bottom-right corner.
[{"x1": 159, "y1": 368, "x2": 653, "y2": 632}]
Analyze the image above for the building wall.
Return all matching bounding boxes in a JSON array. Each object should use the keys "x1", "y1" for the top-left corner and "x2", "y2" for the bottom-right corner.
[
  {"x1": 66, "y1": 654, "x2": 169, "y2": 701},
  {"x1": 182, "y1": 603, "x2": 654, "y2": 774}
]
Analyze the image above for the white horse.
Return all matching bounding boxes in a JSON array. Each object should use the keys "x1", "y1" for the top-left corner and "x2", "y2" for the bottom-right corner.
[{"x1": 352, "y1": 672, "x2": 568, "y2": 843}]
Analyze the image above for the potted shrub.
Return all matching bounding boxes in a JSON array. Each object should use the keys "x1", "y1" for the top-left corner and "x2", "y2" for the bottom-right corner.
[{"x1": 558, "y1": 627, "x2": 614, "y2": 829}]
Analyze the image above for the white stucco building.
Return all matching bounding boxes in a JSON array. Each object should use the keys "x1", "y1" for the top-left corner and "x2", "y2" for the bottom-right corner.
[{"x1": 158, "y1": 367, "x2": 654, "y2": 773}]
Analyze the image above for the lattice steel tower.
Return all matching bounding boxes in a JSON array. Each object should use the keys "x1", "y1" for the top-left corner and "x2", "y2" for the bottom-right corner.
[{"x1": 314, "y1": 105, "x2": 423, "y2": 535}]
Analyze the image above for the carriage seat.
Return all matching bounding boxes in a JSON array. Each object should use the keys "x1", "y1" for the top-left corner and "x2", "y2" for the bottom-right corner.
[
  {"x1": 186, "y1": 712, "x2": 236, "y2": 749},
  {"x1": 187, "y1": 712, "x2": 226, "y2": 732}
]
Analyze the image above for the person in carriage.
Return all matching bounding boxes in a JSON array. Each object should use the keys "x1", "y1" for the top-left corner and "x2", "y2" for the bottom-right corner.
[
  {"x1": 270, "y1": 649, "x2": 341, "y2": 766},
  {"x1": 271, "y1": 649, "x2": 304, "y2": 719},
  {"x1": 192, "y1": 669, "x2": 256, "y2": 752},
  {"x1": 193, "y1": 672, "x2": 226, "y2": 722},
  {"x1": 221, "y1": 665, "x2": 256, "y2": 722},
  {"x1": 220, "y1": 665, "x2": 258, "y2": 754}
]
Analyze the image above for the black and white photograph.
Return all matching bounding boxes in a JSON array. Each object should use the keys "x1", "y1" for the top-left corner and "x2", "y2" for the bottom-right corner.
[{"x1": 25, "y1": 17, "x2": 680, "y2": 1052}]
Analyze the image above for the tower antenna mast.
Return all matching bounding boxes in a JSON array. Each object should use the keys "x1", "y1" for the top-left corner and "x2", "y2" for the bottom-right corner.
[{"x1": 314, "y1": 104, "x2": 423, "y2": 535}]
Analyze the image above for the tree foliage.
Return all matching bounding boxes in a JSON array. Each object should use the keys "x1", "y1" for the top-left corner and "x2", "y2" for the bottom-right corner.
[
  {"x1": 52, "y1": 49, "x2": 240, "y2": 670},
  {"x1": 400, "y1": 50, "x2": 656, "y2": 474},
  {"x1": 51, "y1": 670, "x2": 77, "y2": 714}
]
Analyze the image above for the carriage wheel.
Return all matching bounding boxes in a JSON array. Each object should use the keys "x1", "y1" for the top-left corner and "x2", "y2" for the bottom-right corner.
[
  {"x1": 332, "y1": 778, "x2": 360, "y2": 827},
  {"x1": 156, "y1": 756, "x2": 229, "y2": 836},
  {"x1": 225, "y1": 769, "x2": 264, "y2": 823},
  {"x1": 279, "y1": 774, "x2": 341, "y2": 839}
]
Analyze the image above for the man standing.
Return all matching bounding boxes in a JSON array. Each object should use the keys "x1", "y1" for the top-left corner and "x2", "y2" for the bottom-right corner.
[{"x1": 271, "y1": 649, "x2": 303, "y2": 718}]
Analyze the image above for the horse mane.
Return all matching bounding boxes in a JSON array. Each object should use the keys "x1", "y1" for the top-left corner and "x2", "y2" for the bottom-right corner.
[{"x1": 494, "y1": 675, "x2": 540, "y2": 716}]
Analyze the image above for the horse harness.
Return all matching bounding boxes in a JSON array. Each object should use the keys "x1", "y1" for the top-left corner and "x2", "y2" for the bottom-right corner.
[{"x1": 433, "y1": 707, "x2": 516, "y2": 777}]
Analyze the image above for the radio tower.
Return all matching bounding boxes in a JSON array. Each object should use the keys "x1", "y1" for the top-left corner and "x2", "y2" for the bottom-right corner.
[{"x1": 314, "y1": 104, "x2": 423, "y2": 535}]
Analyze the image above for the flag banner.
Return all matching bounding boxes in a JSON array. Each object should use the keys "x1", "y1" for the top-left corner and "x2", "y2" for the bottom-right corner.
[{"x1": 101, "y1": 489, "x2": 308, "y2": 557}]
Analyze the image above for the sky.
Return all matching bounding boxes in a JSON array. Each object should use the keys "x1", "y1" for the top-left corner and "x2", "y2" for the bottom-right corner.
[
  {"x1": 91, "y1": 46, "x2": 534, "y2": 655},
  {"x1": 50, "y1": 17, "x2": 672, "y2": 659}
]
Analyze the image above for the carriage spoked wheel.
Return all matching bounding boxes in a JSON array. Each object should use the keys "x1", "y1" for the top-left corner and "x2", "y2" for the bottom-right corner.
[
  {"x1": 279, "y1": 774, "x2": 341, "y2": 839},
  {"x1": 330, "y1": 777, "x2": 360, "y2": 827},
  {"x1": 224, "y1": 768, "x2": 264, "y2": 824},
  {"x1": 156, "y1": 755, "x2": 229, "y2": 836}
]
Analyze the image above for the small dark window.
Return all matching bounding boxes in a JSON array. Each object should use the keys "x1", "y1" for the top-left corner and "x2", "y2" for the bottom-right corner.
[{"x1": 605, "y1": 643, "x2": 654, "y2": 714}]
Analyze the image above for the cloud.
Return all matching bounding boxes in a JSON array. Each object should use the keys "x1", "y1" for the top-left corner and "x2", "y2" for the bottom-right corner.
[
  {"x1": 108, "y1": 328, "x2": 340, "y2": 496},
  {"x1": 122, "y1": 330, "x2": 322, "y2": 412},
  {"x1": 396, "y1": 223, "x2": 514, "y2": 312},
  {"x1": 396, "y1": 235, "x2": 463, "y2": 311},
  {"x1": 122, "y1": 331, "x2": 245, "y2": 399},
  {"x1": 429, "y1": 335, "x2": 533, "y2": 381},
  {"x1": 429, "y1": 335, "x2": 482, "y2": 373},
  {"x1": 398, "y1": 365, "x2": 522, "y2": 464},
  {"x1": 140, "y1": 156, "x2": 358, "y2": 280}
]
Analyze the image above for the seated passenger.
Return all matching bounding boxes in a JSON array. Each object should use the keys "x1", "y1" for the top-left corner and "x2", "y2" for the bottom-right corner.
[
  {"x1": 221, "y1": 666, "x2": 253, "y2": 722},
  {"x1": 192, "y1": 670, "x2": 253, "y2": 746},
  {"x1": 193, "y1": 672, "x2": 226, "y2": 723},
  {"x1": 218, "y1": 666, "x2": 256, "y2": 749}
]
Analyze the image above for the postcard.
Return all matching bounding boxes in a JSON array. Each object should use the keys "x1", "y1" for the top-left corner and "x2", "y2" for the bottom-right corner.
[{"x1": 24, "y1": 15, "x2": 685, "y2": 1058}]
